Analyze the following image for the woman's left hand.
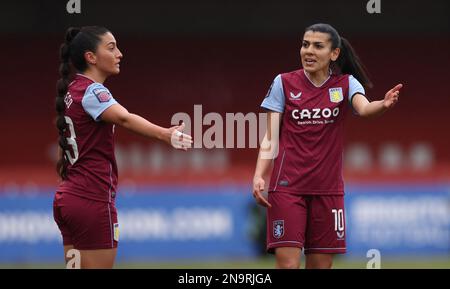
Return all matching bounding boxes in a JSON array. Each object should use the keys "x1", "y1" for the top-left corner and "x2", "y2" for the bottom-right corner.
[{"x1": 167, "y1": 122, "x2": 193, "y2": 151}]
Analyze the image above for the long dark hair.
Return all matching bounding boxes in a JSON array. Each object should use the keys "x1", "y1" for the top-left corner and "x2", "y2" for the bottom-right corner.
[
  {"x1": 55, "y1": 26, "x2": 109, "y2": 179},
  {"x1": 305, "y1": 23, "x2": 373, "y2": 89}
]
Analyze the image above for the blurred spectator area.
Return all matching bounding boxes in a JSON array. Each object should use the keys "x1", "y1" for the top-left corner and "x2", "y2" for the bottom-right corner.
[{"x1": 0, "y1": 36, "x2": 449, "y2": 187}]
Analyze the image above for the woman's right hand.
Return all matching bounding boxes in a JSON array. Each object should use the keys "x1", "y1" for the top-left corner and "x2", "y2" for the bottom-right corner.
[{"x1": 252, "y1": 176, "x2": 272, "y2": 208}]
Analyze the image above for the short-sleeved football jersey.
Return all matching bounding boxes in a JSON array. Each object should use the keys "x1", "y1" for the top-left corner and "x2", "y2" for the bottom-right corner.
[
  {"x1": 57, "y1": 74, "x2": 119, "y2": 203},
  {"x1": 261, "y1": 69, "x2": 365, "y2": 195}
]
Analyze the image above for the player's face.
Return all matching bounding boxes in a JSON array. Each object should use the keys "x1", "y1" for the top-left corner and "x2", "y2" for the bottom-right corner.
[
  {"x1": 300, "y1": 31, "x2": 340, "y2": 74},
  {"x1": 94, "y1": 32, "x2": 123, "y2": 76}
]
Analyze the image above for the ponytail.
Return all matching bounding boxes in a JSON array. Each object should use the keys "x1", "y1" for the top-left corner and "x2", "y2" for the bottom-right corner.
[
  {"x1": 56, "y1": 27, "x2": 80, "y2": 179},
  {"x1": 305, "y1": 23, "x2": 373, "y2": 89},
  {"x1": 336, "y1": 37, "x2": 373, "y2": 89}
]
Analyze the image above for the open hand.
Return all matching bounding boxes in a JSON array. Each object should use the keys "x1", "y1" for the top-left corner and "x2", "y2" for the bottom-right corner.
[{"x1": 168, "y1": 122, "x2": 193, "y2": 151}]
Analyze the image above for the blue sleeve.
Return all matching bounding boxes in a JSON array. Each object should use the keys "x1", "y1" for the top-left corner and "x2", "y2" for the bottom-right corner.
[
  {"x1": 82, "y1": 83, "x2": 118, "y2": 121},
  {"x1": 260, "y1": 74, "x2": 285, "y2": 113},
  {"x1": 348, "y1": 75, "x2": 365, "y2": 105}
]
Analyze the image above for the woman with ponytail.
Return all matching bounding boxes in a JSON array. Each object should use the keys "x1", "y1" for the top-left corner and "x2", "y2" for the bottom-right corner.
[
  {"x1": 53, "y1": 26, "x2": 192, "y2": 268},
  {"x1": 252, "y1": 23, "x2": 403, "y2": 269}
]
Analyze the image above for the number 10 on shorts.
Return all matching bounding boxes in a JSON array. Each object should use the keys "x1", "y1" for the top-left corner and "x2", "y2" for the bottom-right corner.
[{"x1": 331, "y1": 209, "x2": 345, "y2": 239}]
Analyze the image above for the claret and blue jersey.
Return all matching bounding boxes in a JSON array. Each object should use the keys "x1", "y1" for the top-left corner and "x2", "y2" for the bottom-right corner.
[
  {"x1": 261, "y1": 69, "x2": 365, "y2": 195},
  {"x1": 57, "y1": 74, "x2": 119, "y2": 203}
]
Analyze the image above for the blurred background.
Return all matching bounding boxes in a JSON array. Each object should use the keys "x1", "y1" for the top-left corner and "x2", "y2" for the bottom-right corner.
[{"x1": 0, "y1": 0, "x2": 449, "y2": 268}]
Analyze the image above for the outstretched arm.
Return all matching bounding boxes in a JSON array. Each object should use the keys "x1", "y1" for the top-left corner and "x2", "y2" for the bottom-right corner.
[
  {"x1": 352, "y1": 84, "x2": 403, "y2": 117},
  {"x1": 100, "y1": 103, "x2": 192, "y2": 150}
]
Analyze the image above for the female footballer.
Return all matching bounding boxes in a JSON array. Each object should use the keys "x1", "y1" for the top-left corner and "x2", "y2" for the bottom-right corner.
[
  {"x1": 252, "y1": 23, "x2": 402, "y2": 269},
  {"x1": 53, "y1": 26, "x2": 192, "y2": 269}
]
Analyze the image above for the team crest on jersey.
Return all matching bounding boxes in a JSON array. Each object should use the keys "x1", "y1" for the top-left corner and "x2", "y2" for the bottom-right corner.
[
  {"x1": 329, "y1": 87, "x2": 343, "y2": 103},
  {"x1": 273, "y1": 220, "x2": 284, "y2": 239},
  {"x1": 93, "y1": 88, "x2": 112, "y2": 102}
]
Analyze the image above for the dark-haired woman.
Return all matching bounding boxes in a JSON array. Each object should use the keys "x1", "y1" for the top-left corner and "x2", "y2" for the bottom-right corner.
[
  {"x1": 53, "y1": 26, "x2": 192, "y2": 268},
  {"x1": 252, "y1": 23, "x2": 402, "y2": 269}
]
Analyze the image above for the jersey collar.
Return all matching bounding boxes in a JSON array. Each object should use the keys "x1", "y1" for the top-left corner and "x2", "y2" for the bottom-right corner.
[{"x1": 302, "y1": 69, "x2": 332, "y2": 88}]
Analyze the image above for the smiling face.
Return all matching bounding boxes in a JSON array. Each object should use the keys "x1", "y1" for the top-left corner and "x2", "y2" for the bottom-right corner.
[
  {"x1": 85, "y1": 32, "x2": 123, "y2": 76},
  {"x1": 300, "y1": 31, "x2": 340, "y2": 74}
]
